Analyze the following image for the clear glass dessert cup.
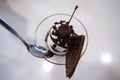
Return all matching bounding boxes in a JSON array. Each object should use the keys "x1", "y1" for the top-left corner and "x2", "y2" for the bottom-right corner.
[{"x1": 34, "y1": 13, "x2": 88, "y2": 65}]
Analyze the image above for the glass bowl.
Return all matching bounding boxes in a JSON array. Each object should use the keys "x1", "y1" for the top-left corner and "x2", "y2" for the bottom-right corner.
[{"x1": 34, "y1": 13, "x2": 88, "y2": 65}]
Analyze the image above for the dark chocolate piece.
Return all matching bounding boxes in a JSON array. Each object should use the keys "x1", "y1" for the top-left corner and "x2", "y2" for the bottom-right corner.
[{"x1": 66, "y1": 35, "x2": 85, "y2": 78}]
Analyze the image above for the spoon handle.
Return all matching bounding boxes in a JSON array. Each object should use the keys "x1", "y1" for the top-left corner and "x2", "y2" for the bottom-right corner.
[{"x1": 0, "y1": 18, "x2": 28, "y2": 47}]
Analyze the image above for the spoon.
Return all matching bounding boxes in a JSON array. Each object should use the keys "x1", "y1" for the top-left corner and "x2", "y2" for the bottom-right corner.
[{"x1": 0, "y1": 18, "x2": 54, "y2": 58}]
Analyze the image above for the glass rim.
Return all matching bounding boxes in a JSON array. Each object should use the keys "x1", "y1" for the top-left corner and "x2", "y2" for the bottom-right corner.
[{"x1": 34, "y1": 13, "x2": 89, "y2": 65}]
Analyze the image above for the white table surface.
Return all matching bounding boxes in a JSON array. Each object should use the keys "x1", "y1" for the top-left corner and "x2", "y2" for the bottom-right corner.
[{"x1": 0, "y1": 0, "x2": 120, "y2": 80}]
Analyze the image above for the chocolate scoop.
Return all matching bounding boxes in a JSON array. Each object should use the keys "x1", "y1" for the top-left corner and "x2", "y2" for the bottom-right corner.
[{"x1": 48, "y1": 5, "x2": 79, "y2": 52}]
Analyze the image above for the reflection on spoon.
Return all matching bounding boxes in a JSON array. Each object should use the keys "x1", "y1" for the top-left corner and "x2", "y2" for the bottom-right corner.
[{"x1": 0, "y1": 18, "x2": 54, "y2": 58}]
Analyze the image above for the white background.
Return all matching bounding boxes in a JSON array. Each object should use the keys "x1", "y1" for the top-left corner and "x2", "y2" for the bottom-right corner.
[{"x1": 0, "y1": 0, "x2": 120, "y2": 80}]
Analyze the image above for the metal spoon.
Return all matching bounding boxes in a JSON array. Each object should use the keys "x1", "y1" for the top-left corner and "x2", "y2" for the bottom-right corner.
[{"x1": 0, "y1": 18, "x2": 54, "y2": 58}]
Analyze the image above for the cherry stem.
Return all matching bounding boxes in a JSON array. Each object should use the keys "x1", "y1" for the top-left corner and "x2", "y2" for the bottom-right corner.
[{"x1": 68, "y1": 5, "x2": 78, "y2": 25}]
